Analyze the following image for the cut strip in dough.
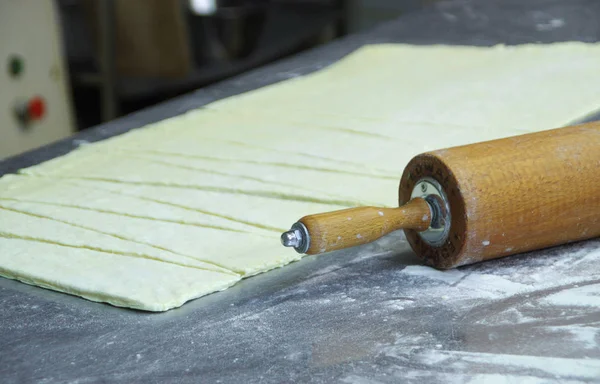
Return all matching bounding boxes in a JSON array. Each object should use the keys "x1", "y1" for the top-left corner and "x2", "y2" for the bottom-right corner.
[
  {"x1": 19, "y1": 150, "x2": 352, "y2": 206},
  {"x1": 88, "y1": 116, "x2": 393, "y2": 179},
  {"x1": 173, "y1": 110, "x2": 415, "y2": 175},
  {"x1": 1, "y1": 201, "x2": 298, "y2": 276},
  {"x1": 0, "y1": 206, "x2": 233, "y2": 275},
  {"x1": 0, "y1": 175, "x2": 266, "y2": 234},
  {"x1": 69, "y1": 179, "x2": 349, "y2": 232},
  {"x1": 131, "y1": 152, "x2": 399, "y2": 207},
  {"x1": 0, "y1": 237, "x2": 239, "y2": 311},
  {"x1": 177, "y1": 110, "x2": 532, "y2": 178},
  {"x1": 224, "y1": 108, "x2": 531, "y2": 145}
]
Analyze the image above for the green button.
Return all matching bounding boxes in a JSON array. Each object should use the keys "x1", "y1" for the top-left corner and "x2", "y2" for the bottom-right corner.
[{"x1": 8, "y1": 55, "x2": 24, "y2": 77}]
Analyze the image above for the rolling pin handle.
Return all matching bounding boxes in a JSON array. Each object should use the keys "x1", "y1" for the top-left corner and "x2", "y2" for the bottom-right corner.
[{"x1": 281, "y1": 198, "x2": 432, "y2": 255}]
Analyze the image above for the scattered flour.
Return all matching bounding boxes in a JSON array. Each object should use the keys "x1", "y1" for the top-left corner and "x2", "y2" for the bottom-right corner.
[
  {"x1": 412, "y1": 350, "x2": 600, "y2": 380},
  {"x1": 542, "y1": 284, "x2": 600, "y2": 307},
  {"x1": 546, "y1": 326, "x2": 600, "y2": 349},
  {"x1": 401, "y1": 265, "x2": 465, "y2": 285},
  {"x1": 457, "y1": 273, "x2": 529, "y2": 296}
]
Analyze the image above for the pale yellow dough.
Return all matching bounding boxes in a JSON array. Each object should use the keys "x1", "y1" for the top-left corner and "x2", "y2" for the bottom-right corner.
[
  {"x1": 2, "y1": 43, "x2": 600, "y2": 311},
  {"x1": 0, "y1": 237, "x2": 239, "y2": 312}
]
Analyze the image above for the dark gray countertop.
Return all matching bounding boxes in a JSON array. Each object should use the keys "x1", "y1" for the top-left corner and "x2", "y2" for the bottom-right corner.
[{"x1": 2, "y1": 1, "x2": 600, "y2": 382}]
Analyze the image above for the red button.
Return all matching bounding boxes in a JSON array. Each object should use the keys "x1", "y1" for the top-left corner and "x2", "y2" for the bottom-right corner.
[{"x1": 27, "y1": 96, "x2": 46, "y2": 120}]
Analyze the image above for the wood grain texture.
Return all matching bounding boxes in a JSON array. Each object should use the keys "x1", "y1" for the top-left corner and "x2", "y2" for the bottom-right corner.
[
  {"x1": 300, "y1": 198, "x2": 431, "y2": 255},
  {"x1": 400, "y1": 122, "x2": 600, "y2": 269}
]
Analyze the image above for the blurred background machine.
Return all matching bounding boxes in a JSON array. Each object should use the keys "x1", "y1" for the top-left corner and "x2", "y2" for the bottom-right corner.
[
  {"x1": 0, "y1": 0, "x2": 75, "y2": 159},
  {"x1": 1, "y1": 0, "x2": 437, "y2": 159}
]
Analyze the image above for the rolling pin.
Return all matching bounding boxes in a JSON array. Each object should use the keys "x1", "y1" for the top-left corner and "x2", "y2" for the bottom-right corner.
[{"x1": 280, "y1": 122, "x2": 600, "y2": 269}]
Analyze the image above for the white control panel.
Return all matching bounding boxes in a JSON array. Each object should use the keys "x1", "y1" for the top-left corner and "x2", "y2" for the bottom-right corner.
[{"x1": 0, "y1": 0, "x2": 74, "y2": 160}]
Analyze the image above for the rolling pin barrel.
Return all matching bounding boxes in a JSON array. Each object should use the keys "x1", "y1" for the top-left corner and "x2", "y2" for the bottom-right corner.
[
  {"x1": 282, "y1": 122, "x2": 600, "y2": 269},
  {"x1": 400, "y1": 122, "x2": 600, "y2": 269}
]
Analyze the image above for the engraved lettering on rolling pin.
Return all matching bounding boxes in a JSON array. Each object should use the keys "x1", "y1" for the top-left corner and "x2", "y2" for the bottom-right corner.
[{"x1": 282, "y1": 122, "x2": 600, "y2": 269}]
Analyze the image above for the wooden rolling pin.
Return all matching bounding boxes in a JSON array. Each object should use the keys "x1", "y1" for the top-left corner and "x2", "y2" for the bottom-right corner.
[{"x1": 281, "y1": 122, "x2": 600, "y2": 269}]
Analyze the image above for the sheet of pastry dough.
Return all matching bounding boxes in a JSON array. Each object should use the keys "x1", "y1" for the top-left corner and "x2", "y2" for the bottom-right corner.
[
  {"x1": 0, "y1": 237, "x2": 239, "y2": 311},
  {"x1": 68, "y1": 179, "x2": 349, "y2": 231},
  {"x1": 207, "y1": 44, "x2": 600, "y2": 131},
  {"x1": 21, "y1": 150, "x2": 351, "y2": 206},
  {"x1": 0, "y1": 206, "x2": 233, "y2": 274},
  {"x1": 130, "y1": 152, "x2": 398, "y2": 206},
  {"x1": 2, "y1": 201, "x2": 299, "y2": 276},
  {"x1": 0, "y1": 175, "x2": 264, "y2": 233},
  {"x1": 149, "y1": 110, "x2": 497, "y2": 176},
  {"x1": 90, "y1": 115, "x2": 391, "y2": 178},
  {"x1": 2, "y1": 42, "x2": 600, "y2": 311}
]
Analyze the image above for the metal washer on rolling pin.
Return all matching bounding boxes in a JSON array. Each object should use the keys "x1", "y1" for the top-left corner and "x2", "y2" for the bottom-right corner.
[
  {"x1": 400, "y1": 154, "x2": 467, "y2": 269},
  {"x1": 410, "y1": 177, "x2": 451, "y2": 247}
]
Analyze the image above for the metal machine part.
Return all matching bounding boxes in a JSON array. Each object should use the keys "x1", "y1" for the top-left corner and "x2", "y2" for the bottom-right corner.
[
  {"x1": 281, "y1": 221, "x2": 310, "y2": 254},
  {"x1": 410, "y1": 177, "x2": 452, "y2": 247}
]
